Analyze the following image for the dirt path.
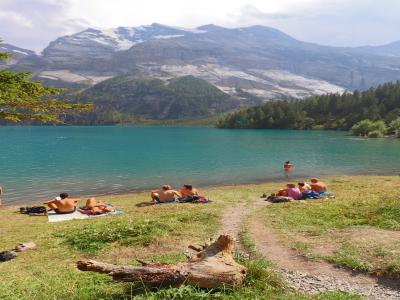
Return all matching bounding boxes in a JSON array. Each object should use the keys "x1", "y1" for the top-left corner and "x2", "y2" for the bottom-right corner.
[
  {"x1": 249, "y1": 199, "x2": 400, "y2": 299},
  {"x1": 216, "y1": 204, "x2": 248, "y2": 252}
]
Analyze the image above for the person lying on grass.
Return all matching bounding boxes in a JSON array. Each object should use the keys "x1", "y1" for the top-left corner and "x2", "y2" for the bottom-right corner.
[
  {"x1": 151, "y1": 185, "x2": 181, "y2": 203},
  {"x1": 180, "y1": 184, "x2": 199, "y2": 197},
  {"x1": 43, "y1": 193, "x2": 78, "y2": 214},
  {"x1": 78, "y1": 197, "x2": 115, "y2": 215}
]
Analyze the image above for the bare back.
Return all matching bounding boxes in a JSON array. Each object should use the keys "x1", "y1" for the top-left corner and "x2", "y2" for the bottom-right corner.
[
  {"x1": 54, "y1": 198, "x2": 78, "y2": 212},
  {"x1": 158, "y1": 190, "x2": 179, "y2": 202}
]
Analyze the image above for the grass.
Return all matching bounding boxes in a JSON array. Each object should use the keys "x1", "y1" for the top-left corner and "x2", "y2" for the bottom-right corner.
[
  {"x1": 258, "y1": 176, "x2": 400, "y2": 277},
  {"x1": 239, "y1": 227, "x2": 257, "y2": 258},
  {"x1": 56, "y1": 211, "x2": 217, "y2": 255},
  {"x1": 0, "y1": 176, "x2": 382, "y2": 299},
  {"x1": 0, "y1": 191, "x2": 227, "y2": 299}
]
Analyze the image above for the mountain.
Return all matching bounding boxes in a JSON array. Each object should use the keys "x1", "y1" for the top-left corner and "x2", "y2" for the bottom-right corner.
[
  {"x1": 41, "y1": 23, "x2": 206, "y2": 65},
  {"x1": 356, "y1": 41, "x2": 400, "y2": 57},
  {"x1": 0, "y1": 43, "x2": 36, "y2": 66},
  {"x1": 65, "y1": 75, "x2": 240, "y2": 124},
  {"x1": 3, "y1": 23, "x2": 400, "y2": 119}
]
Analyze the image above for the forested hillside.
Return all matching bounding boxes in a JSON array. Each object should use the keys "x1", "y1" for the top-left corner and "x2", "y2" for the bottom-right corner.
[
  {"x1": 65, "y1": 75, "x2": 239, "y2": 124},
  {"x1": 217, "y1": 81, "x2": 400, "y2": 130}
]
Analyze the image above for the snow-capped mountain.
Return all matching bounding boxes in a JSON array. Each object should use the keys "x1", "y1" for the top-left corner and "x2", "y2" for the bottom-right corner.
[
  {"x1": 41, "y1": 23, "x2": 206, "y2": 63},
  {"x1": 4, "y1": 23, "x2": 400, "y2": 103}
]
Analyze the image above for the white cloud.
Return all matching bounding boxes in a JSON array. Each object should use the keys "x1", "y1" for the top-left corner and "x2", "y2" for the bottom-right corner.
[{"x1": 0, "y1": 0, "x2": 400, "y2": 52}]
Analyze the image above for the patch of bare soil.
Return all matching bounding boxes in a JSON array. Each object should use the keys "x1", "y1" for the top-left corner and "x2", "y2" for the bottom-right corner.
[
  {"x1": 339, "y1": 227, "x2": 400, "y2": 245},
  {"x1": 249, "y1": 217, "x2": 400, "y2": 300},
  {"x1": 216, "y1": 204, "x2": 249, "y2": 251}
]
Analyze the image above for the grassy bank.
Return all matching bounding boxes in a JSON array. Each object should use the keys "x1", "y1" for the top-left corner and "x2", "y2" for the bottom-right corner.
[
  {"x1": 257, "y1": 176, "x2": 400, "y2": 278},
  {"x1": 1, "y1": 177, "x2": 393, "y2": 299}
]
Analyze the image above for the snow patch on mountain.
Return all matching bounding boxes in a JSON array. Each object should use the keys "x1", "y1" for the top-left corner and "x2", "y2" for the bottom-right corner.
[
  {"x1": 12, "y1": 49, "x2": 29, "y2": 55},
  {"x1": 38, "y1": 70, "x2": 113, "y2": 84},
  {"x1": 154, "y1": 34, "x2": 185, "y2": 39},
  {"x1": 55, "y1": 24, "x2": 207, "y2": 52},
  {"x1": 154, "y1": 64, "x2": 345, "y2": 99}
]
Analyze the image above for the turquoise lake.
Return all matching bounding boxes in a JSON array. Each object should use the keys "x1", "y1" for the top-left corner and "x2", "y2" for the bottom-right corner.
[{"x1": 0, "y1": 126, "x2": 399, "y2": 204}]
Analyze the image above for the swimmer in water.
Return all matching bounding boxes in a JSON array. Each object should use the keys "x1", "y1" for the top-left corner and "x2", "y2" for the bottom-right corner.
[{"x1": 283, "y1": 161, "x2": 293, "y2": 177}]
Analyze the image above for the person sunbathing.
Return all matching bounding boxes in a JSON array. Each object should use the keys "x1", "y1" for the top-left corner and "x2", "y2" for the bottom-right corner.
[
  {"x1": 275, "y1": 183, "x2": 302, "y2": 200},
  {"x1": 310, "y1": 178, "x2": 328, "y2": 193},
  {"x1": 78, "y1": 197, "x2": 115, "y2": 215},
  {"x1": 298, "y1": 182, "x2": 311, "y2": 192},
  {"x1": 43, "y1": 193, "x2": 78, "y2": 214},
  {"x1": 277, "y1": 188, "x2": 288, "y2": 196},
  {"x1": 180, "y1": 184, "x2": 199, "y2": 197},
  {"x1": 285, "y1": 183, "x2": 302, "y2": 200},
  {"x1": 151, "y1": 185, "x2": 181, "y2": 203}
]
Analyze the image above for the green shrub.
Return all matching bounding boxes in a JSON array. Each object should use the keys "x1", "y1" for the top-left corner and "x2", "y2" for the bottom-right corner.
[
  {"x1": 389, "y1": 117, "x2": 400, "y2": 137},
  {"x1": 312, "y1": 124, "x2": 325, "y2": 130},
  {"x1": 351, "y1": 119, "x2": 373, "y2": 136},
  {"x1": 352, "y1": 119, "x2": 387, "y2": 137},
  {"x1": 368, "y1": 130, "x2": 384, "y2": 138},
  {"x1": 370, "y1": 120, "x2": 387, "y2": 134}
]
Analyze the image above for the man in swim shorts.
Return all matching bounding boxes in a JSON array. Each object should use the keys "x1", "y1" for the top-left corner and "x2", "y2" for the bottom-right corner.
[
  {"x1": 151, "y1": 185, "x2": 181, "y2": 203},
  {"x1": 43, "y1": 193, "x2": 78, "y2": 214},
  {"x1": 310, "y1": 178, "x2": 328, "y2": 193}
]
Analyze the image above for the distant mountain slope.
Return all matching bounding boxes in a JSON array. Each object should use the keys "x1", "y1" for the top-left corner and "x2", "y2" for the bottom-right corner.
[
  {"x1": 5, "y1": 23, "x2": 400, "y2": 101},
  {"x1": 0, "y1": 43, "x2": 36, "y2": 66},
  {"x1": 356, "y1": 41, "x2": 400, "y2": 57},
  {"x1": 73, "y1": 75, "x2": 239, "y2": 121}
]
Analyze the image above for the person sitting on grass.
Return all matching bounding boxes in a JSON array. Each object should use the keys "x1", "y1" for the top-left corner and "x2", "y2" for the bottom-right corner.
[
  {"x1": 275, "y1": 183, "x2": 302, "y2": 200},
  {"x1": 151, "y1": 185, "x2": 181, "y2": 203},
  {"x1": 179, "y1": 184, "x2": 203, "y2": 202},
  {"x1": 310, "y1": 178, "x2": 328, "y2": 194},
  {"x1": 285, "y1": 183, "x2": 302, "y2": 200},
  {"x1": 78, "y1": 197, "x2": 115, "y2": 215},
  {"x1": 43, "y1": 193, "x2": 78, "y2": 214},
  {"x1": 180, "y1": 184, "x2": 199, "y2": 197},
  {"x1": 298, "y1": 182, "x2": 311, "y2": 192}
]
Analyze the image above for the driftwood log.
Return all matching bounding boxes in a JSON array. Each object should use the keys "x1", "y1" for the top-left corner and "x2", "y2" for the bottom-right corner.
[{"x1": 77, "y1": 234, "x2": 247, "y2": 288}]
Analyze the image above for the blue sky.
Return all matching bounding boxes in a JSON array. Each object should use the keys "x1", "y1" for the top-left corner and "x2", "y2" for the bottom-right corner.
[{"x1": 1, "y1": 0, "x2": 399, "y2": 52}]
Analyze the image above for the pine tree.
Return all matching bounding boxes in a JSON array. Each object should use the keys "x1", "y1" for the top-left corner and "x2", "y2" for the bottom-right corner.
[{"x1": 0, "y1": 47, "x2": 91, "y2": 123}]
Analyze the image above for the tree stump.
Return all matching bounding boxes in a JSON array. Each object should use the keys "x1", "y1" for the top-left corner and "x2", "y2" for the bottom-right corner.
[{"x1": 77, "y1": 234, "x2": 247, "y2": 288}]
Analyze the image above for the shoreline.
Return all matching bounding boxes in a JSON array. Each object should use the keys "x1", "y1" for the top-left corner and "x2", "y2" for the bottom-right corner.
[
  {"x1": 2, "y1": 173, "x2": 397, "y2": 208},
  {"x1": 2, "y1": 176, "x2": 293, "y2": 208}
]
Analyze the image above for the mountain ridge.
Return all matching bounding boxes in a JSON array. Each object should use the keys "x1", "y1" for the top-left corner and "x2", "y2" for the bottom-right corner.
[{"x1": 2, "y1": 23, "x2": 400, "y2": 107}]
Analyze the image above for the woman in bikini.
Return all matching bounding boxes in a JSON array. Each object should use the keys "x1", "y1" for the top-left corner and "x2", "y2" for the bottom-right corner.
[{"x1": 78, "y1": 197, "x2": 115, "y2": 215}]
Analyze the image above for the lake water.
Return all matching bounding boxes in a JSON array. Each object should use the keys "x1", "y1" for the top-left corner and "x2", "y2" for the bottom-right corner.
[{"x1": 0, "y1": 126, "x2": 399, "y2": 204}]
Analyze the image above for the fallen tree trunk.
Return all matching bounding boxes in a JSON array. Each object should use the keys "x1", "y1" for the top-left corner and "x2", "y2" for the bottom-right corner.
[{"x1": 77, "y1": 234, "x2": 247, "y2": 288}]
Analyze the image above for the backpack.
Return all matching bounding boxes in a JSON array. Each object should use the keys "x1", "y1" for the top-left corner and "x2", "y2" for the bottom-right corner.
[
  {"x1": 0, "y1": 251, "x2": 17, "y2": 262},
  {"x1": 179, "y1": 195, "x2": 210, "y2": 203},
  {"x1": 266, "y1": 195, "x2": 293, "y2": 203},
  {"x1": 20, "y1": 206, "x2": 47, "y2": 215}
]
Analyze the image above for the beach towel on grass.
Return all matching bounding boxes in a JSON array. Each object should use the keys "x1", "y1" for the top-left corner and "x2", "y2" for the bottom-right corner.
[{"x1": 47, "y1": 210, "x2": 124, "y2": 223}]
